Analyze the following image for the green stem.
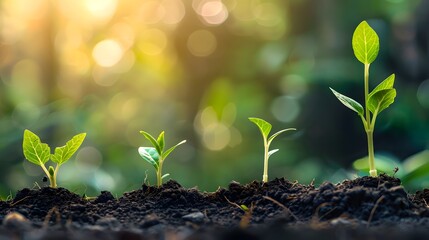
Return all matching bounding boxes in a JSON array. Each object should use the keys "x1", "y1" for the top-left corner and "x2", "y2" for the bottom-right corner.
[
  {"x1": 263, "y1": 140, "x2": 269, "y2": 183},
  {"x1": 364, "y1": 63, "x2": 377, "y2": 177},
  {"x1": 366, "y1": 130, "x2": 377, "y2": 176},
  {"x1": 364, "y1": 63, "x2": 370, "y2": 130},
  {"x1": 48, "y1": 166, "x2": 57, "y2": 188},
  {"x1": 157, "y1": 158, "x2": 164, "y2": 187}
]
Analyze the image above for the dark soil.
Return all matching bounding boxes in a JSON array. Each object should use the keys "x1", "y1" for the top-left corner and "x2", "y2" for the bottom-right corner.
[{"x1": 2, "y1": 174, "x2": 429, "y2": 239}]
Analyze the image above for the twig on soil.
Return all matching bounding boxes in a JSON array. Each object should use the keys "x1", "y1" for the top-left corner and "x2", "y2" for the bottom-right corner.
[
  {"x1": 10, "y1": 196, "x2": 30, "y2": 207},
  {"x1": 291, "y1": 180, "x2": 299, "y2": 188},
  {"x1": 262, "y1": 196, "x2": 299, "y2": 221},
  {"x1": 313, "y1": 202, "x2": 337, "y2": 222},
  {"x1": 224, "y1": 196, "x2": 246, "y2": 212},
  {"x1": 367, "y1": 195, "x2": 385, "y2": 228},
  {"x1": 43, "y1": 206, "x2": 61, "y2": 227},
  {"x1": 309, "y1": 179, "x2": 315, "y2": 187},
  {"x1": 224, "y1": 196, "x2": 255, "y2": 228},
  {"x1": 33, "y1": 182, "x2": 41, "y2": 189}
]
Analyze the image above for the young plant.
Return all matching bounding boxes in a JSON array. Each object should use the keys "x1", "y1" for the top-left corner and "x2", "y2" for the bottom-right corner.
[
  {"x1": 248, "y1": 117, "x2": 296, "y2": 183},
  {"x1": 22, "y1": 129, "x2": 86, "y2": 188},
  {"x1": 330, "y1": 21, "x2": 396, "y2": 177},
  {"x1": 138, "y1": 131, "x2": 186, "y2": 187}
]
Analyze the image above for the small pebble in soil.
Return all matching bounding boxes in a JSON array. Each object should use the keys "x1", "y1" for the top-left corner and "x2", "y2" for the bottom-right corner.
[
  {"x1": 182, "y1": 212, "x2": 205, "y2": 223},
  {"x1": 2, "y1": 212, "x2": 32, "y2": 231}
]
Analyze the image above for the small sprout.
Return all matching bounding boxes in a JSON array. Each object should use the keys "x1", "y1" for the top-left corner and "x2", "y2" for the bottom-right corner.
[
  {"x1": 240, "y1": 204, "x2": 249, "y2": 212},
  {"x1": 330, "y1": 21, "x2": 396, "y2": 177},
  {"x1": 138, "y1": 131, "x2": 186, "y2": 187},
  {"x1": 22, "y1": 129, "x2": 86, "y2": 188},
  {"x1": 248, "y1": 117, "x2": 296, "y2": 183}
]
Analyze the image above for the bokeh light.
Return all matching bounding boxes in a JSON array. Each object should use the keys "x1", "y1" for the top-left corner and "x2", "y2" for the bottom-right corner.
[
  {"x1": 92, "y1": 39, "x2": 124, "y2": 67},
  {"x1": 187, "y1": 30, "x2": 217, "y2": 57}
]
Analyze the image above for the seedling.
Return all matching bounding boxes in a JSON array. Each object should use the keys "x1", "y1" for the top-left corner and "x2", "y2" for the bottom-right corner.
[
  {"x1": 330, "y1": 21, "x2": 396, "y2": 177},
  {"x1": 248, "y1": 117, "x2": 296, "y2": 183},
  {"x1": 138, "y1": 131, "x2": 186, "y2": 187},
  {"x1": 22, "y1": 129, "x2": 86, "y2": 188}
]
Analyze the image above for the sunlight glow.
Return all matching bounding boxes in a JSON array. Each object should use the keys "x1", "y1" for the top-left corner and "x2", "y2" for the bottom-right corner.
[
  {"x1": 200, "y1": 1, "x2": 229, "y2": 25},
  {"x1": 92, "y1": 39, "x2": 124, "y2": 67},
  {"x1": 84, "y1": 0, "x2": 118, "y2": 21}
]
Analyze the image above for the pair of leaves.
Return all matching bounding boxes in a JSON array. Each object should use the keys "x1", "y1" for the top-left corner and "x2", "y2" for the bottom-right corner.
[
  {"x1": 138, "y1": 131, "x2": 186, "y2": 168},
  {"x1": 367, "y1": 74, "x2": 396, "y2": 114},
  {"x1": 248, "y1": 117, "x2": 296, "y2": 157},
  {"x1": 330, "y1": 74, "x2": 396, "y2": 118},
  {"x1": 23, "y1": 129, "x2": 86, "y2": 166}
]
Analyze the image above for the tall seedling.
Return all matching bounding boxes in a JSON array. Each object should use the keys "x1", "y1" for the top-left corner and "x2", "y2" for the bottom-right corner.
[{"x1": 330, "y1": 21, "x2": 396, "y2": 177}]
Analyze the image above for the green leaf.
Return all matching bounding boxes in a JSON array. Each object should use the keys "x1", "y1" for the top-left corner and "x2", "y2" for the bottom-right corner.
[
  {"x1": 371, "y1": 74, "x2": 395, "y2": 94},
  {"x1": 138, "y1": 147, "x2": 160, "y2": 169},
  {"x1": 248, "y1": 117, "x2": 272, "y2": 139},
  {"x1": 268, "y1": 149, "x2": 279, "y2": 158},
  {"x1": 268, "y1": 128, "x2": 296, "y2": 145},
  {"x1": 330, "y1": 88, "x2": 364, "y2": 116},
  {"x1": 367, "y1": 88, "x2": 396, "y2": 114},
  {"x1": 51, "y1": 133, "x2": 86, "y2": 165},
  {"x1": 161, "y1": 173, "x2": 170, "y2": 179},
  {"x1": 352, "y1": 21, "x2": 379, "y2": 64},
  {"x1": 162, "y1": 140, "x2": 186, "y2": 159},
  {"x1": 140, "y1": 131, "x2": 162, "y2": 154},
  {"x1": 22, "y1": 129, "x2": 51, "y2": 166},
  {"x1": 402, "y1": 161, "x2": 429, "y2": 184},
  {"x1": 157, "y1": 131, "x2": 165, "y2": 152}
]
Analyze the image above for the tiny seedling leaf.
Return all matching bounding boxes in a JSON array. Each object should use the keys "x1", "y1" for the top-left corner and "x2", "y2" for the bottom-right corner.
[
  {"x1": 51, "y1": 133, "x2": 86, "y2": 165},
  {"x1": 368, "y1": 88, "x2": 396, "y2": 114},
  {"x1": 161, "y1": 173, "x2": 170, "y2": 179},
  {"x1": 23, "y1": 129, "x2": 51, "y2": 166},
  {"x1": 162, "y1": 140, "x2": 186, "y2": 159},
  {"x1": 249, "y1": 117, "x2": 272, "y2": 140},
  {"x1": 268, "y1": 149, "x2": 279, "y2": 158},
  {"x1": 370, "y1": 74, "x2": 395, "y2": 96},
  {"x1": 140, "y1": 131, "x2": 162, "y2": 154},
  {"x1": 352, "y1": 21, "x2": 379, "y2": 64},
  {"x1": 240, "y1": 205, "x2": 249, "y2": 212},
  {"x1": 330, "y1": 88, "x2": 364, "y2": 116},
  {"x1": 157, "y1": 131, "x2": 165, "y2": 152},
  {"x1": 268, "y1": 128, "x2": 296, "y2": 145},
  {"x1": 138, "y1": 147, "x2": 160, "y2": 170}
]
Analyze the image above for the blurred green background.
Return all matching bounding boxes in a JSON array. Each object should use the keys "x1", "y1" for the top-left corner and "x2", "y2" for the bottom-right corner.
[{"x1": 1, "y1": 0, "x2": 428, "y2": 197}]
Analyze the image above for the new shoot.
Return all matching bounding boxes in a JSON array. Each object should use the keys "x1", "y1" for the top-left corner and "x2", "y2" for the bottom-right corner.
[
  {"x1": 138, "y1": 131, "x2": 186, "y2": 187},
  {"x1": 249, "y1": 117, "x2": 296, "y2": 183},
  {"x1": 330, "y1": 21, "x2": 396, "y2": 177},
  {"x1": 22, "y1": 129, "x2": 86, "y2": 188}
]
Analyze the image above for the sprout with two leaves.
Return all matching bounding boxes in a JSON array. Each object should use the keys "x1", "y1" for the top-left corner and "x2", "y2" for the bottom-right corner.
[
  {"x1": 22, "y1": 129, "x2": 86, "y2": 188},
  {"x1": 138, "y1": 131, "x2": 186, "y2": 187},
  {"x1": 249, "y1": 117, "x2": 296, "y2": 183}
]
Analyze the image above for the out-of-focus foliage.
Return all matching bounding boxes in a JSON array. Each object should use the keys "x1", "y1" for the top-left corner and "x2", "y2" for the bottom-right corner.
[{"x1": 0, "y1": 0, "x2": 428, "y2": 197}]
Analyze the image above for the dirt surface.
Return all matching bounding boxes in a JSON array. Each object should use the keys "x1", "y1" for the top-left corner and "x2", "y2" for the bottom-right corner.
[{"x1": 1, "y1": 174, "x2": 429, "y2": 239}]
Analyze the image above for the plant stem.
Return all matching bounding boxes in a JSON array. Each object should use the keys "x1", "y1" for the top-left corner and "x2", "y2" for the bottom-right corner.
[
  {"x1": 157, "y1": 159, "x2": 164, "y2": 187},
  {"x1": 364, "y1": 64, "x2": 370, "y2": 128},
  {"x1": 366, "y1": 130, "x2": 377, "y2": 177},
  {"x1": 49, "y1": 175, "x2": 57, "y2": 188},
  {"x1": 364, "y1": 63, "x2": 377, "y2": 177},
  {"x1": 263, "y1": 142, "x2": 269, "y2": 183}
]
